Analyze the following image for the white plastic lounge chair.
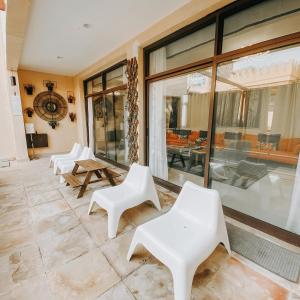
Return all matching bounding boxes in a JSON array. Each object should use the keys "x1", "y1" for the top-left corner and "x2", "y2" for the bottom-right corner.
[
  {"x1": 88, "y1": 163, "x2": 161, "y2": 239},
  {"x1": 57, "y1": 147, "x2": 95, "y2": 183},
  {"x1": 49, "y1": 143, "x2": 81, "y2": 167},
  {"x1": 127, "y1": 181, "x2": 231, "y2": 300},
  {"x1": 53, "y1": 144, "x2": 82, "y2": 174}
]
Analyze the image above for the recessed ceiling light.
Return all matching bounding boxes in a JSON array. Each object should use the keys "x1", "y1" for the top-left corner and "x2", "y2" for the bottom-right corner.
[
  {"x1": 83, "y1": 23, "x2": 91, "y2": 29},
  {"x1": 57, "y1": 56, "x2": 63, "y2": 59}
]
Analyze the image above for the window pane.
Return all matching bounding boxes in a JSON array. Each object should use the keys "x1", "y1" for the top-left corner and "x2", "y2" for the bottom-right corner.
[
  {"x1": 149, "y1": 68, "x2": 212, "y2": 186},
  {"x1": 86, "y1": 76, "x2": 102, "y2": 94},
  {"x1": 92, "y1": 77, "x2": 103, "y2": 93},
  {"x1": 223, "y1": 0, "x2": 300, "y2": 53},
  {"x1": 149, "y1": 23, "x2": 215, "y2": 75},
  {"x1": 106, "y1": 66, "x2": 127, "y2": 89},
  {"x1": 210, "y1": 44, "x2": 300, "y2": 235}
]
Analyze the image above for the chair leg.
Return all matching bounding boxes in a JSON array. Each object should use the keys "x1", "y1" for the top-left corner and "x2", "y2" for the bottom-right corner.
[
  {"x1": 127, "y1": 231, "x2": 141, "y2": 261},
  {"x1": 88, "y1": 199, "x2": 97, "y2": 215},
  {"x1": 107, "y1": 209, "x2": 122, "y2": 239},
  {"x1": 150, "y1": 191, "x2": 161, "y2": 211},
  {"x1": 60, "y1": 175, "x2": 65, "y2": 184},
  {"x1": 49, "y1": 159, "x2": 52, "y2": 168},
  {"x1": 221, "y1": 236, "x2": 231, "y2": 255},
  {"x1": 53, "y1": 164, "x2": 58, "y2": 175},
  {"x1": 172, "y1": 267, "x2": 195, "y2": 300}
]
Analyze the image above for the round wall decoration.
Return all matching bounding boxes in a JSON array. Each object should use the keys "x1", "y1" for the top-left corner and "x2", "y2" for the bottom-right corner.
[{"x1": 33, "y1": 91, "x2": 68, "y2": 128}]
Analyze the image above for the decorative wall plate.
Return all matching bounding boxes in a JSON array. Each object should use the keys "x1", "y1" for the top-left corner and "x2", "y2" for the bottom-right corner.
[{"x1": 33, "y1": 91, "x2": 68, "y2": 123}]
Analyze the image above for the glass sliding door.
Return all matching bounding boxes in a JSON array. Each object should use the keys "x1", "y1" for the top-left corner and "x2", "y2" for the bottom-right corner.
[
  {"x1": 114, "y1": 90, "x2": 128, "y2": 165},
  {"x1": 93, "y1": 91, "x2": 128, "y2": 165},
  {"x1": 93, "y1": 95, "x2": 106, "y2": 156},
  {"x1": 209, "y1": 44, "x2": 300, "y2": 235},
  {"x1": 149, "y1": 67, "x2": 212, "y2": 186},
  {"x1": 104, "y1": 93, "x2": 116, "y2": 160}
]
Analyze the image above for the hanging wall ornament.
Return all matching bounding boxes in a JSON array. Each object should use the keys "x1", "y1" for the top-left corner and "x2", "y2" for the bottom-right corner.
[
  {"x1": 126, "y1": 57, "x2": 139, "y2": 164},
  {"x1": 33, "y1": 91, "x2": 68, "y2": 129}
]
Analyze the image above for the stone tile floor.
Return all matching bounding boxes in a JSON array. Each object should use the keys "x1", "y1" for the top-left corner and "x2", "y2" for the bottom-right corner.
[{"x1": 0, "y1": 157, "x2": 299, "y2": 300}]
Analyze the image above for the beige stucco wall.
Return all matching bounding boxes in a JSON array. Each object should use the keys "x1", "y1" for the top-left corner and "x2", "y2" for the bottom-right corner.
[
  {"x1": 0, "y1": 10, "x2": 18, "y2": 161},
  {"x1": 73, "y1": 0, "x2": 233, "y2": 164},
  {"x1": 18, "y1": 69, "x2": 78, "y2": 155}
]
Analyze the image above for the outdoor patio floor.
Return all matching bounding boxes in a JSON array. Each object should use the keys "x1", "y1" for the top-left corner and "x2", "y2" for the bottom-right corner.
[{"x1": 0, "y1": 157, "x2": 299, "y2": 300}]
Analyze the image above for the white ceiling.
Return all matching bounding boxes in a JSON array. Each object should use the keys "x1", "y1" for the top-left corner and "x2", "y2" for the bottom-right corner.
[{"x1": 19, "y1": 0, "x2": 190, "y2": 76}]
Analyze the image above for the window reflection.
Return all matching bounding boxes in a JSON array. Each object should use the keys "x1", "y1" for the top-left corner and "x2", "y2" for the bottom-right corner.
[
  {"x1": 149, "y1": 68, "x2": 212, "y2": 186},
  {"x1": 210, "y1": 45, "x2": 300, "y2": 235}
]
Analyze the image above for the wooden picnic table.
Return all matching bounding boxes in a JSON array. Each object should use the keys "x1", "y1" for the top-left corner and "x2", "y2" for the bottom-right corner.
[{"x1": 62, "y1": 159, "x2": 121, "y2": 198}]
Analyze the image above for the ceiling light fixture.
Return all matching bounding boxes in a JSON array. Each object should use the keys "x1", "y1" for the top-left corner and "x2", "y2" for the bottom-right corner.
[
  {"x1": 83, "y1": 23, "x2": 91, "y2": 29},
  {"x1": 56, "y1": 56, "x2": 64, "y2": 59}
]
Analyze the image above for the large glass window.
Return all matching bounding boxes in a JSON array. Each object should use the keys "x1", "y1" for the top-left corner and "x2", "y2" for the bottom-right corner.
[
  {"x1": 149, "y1": 23, "x2": 215, "y2": 75},
  {"x1": 210, "y1": 45, "x2": 300, "y2": 235},
  {"x1": 223, "y1": 0, "x2": 300, "y2": 53},
  {"x1": 149, "y1": 68, "x2": 212, "y2": 186},
  {"x1": 93, "y1": 90, "x2": 128, "y2": 165},
  {"x1": 85, "y1": 61, "x2": 128, "y2": 165}
]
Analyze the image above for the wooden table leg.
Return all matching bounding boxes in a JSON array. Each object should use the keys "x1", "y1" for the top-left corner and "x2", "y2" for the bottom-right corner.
[
  {"x1": 72, "y1": 163, "x2": 79, "y2": 175},
  {"x1": 102, "y1": 168, "x2": 116, "y2": 186},
  {"x1": 77, "y1": 171, "x2": 93, "y2": 198},
  {"x1": 94, "y1": 170, "x2": 102, "y2": 179}
]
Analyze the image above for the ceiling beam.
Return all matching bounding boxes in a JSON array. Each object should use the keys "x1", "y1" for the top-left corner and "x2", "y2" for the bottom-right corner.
[
  {"x1": 0, "y1": 0, "x2": 5, "y2": 11},
  {"x1": 6, "y1": 0, "x2": 31, "y2": 70}
]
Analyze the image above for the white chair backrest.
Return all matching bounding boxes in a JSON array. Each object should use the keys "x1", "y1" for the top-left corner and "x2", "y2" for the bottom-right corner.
[
  {"x1": 78, "y1": 147, "x2": 95, "y2": 160},
  {"x1": 74, "y1": 144, "x2": 83, "y2": 157},
  {"x1": 124, "y1": 163, "x2": 150, "y2": 191},
  {"x1": 173, "y1": 181, "x2": 220, "y2": 231},
  {"x1": 78, "y1": 147, "x2": 89, "y2": 160},
  {"x1": 70, "y1": 143, "x2": 78, "y2": 155}
]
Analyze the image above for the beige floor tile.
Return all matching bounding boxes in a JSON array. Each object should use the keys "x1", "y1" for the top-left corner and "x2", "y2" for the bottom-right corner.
[
  {"x1": 33, "y1": 209, "x2": 80, "y2": 240},
  {"x1": 0, "y1": 275, "x2": 53, "y2": 300},
  {"x1": 75, "y1": 204, "x2": 134, "y2": 246},
  {"x1": 0, "y1": 195, "x2": 27, "y2": 216},
  {"x1": 0, "y1": 209, "x2": 31, "y2": 233},
  {"x1": 123, "y1": 202, "x2": 162, "y2": 226},
  {"x1": 101, "y1": 230, "x2": 150, "y2": 278},
  {"x1": 157, "y1": 190, "x2": 176, "y2": 212},
  {"x1": 124, "y1": 259, "x2": 174, "y2": 300},
  {"x1": 207, "y1": 257, "x2": 289, "y2": 300},
  {"x1": 192, "y1": 245, "x2": 230, "y2": 288},
  {"x1": 25, "y1": 181, "x2": 61, "y2": 197},
  {"x1": 47, "y1": 249, "x2": 120, "y2": 300},
  {"x1": 96, "y1": 282, "x2": 135, "y2": 300},
  {"x1": 0, "y1": 245, "x2": 45, "y2": 295},
  {"x1": 38, "y1": 224, "x2": 95, "y2": 270},
  {"x1": 30, "y1": 199, "x2": 70, "y2": 222},
  {"x1": 63, "y1": 189, "x2": 95, "y2": 209},
  {"x1": 0, "y1": 228, "x2": 34, "y2": 257},
  {"x1": 28, "y1": 189, "x2": 64, "y2": 206}
]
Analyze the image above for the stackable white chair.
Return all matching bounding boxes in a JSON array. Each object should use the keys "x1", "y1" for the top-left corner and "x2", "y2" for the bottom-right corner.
[
  {"x1": 53, "y1": 144, "x2": 83, "y2": 174},
  {"x1": 127, "y1": 181, "x2": 231, "y2": 300},
  {"x1": 88, "y1": 163, "x2": 161, "y2": 239},
  {"x1": 50, "y1": 143, "x2": 81, "y2": 168},
  {"x1": 57, "y1": 147, "x2": 95, "y2": 183}
]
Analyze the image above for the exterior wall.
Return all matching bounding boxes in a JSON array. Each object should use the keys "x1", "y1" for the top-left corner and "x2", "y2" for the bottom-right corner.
[
  {"x1": 73, "y1": 0, "x2": 233, "y2": 164},
  {"x1": 18, "y1": 69, "x2": 78, "y2": 155},
  {"x1": 0, "y1": 9, "x2": 28, "y2": 161}
]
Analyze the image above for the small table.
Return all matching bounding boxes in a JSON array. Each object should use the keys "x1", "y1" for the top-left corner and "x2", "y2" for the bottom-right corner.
[{"x1": 62, "y1": 159, "x2": 120, "y2": 198}]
